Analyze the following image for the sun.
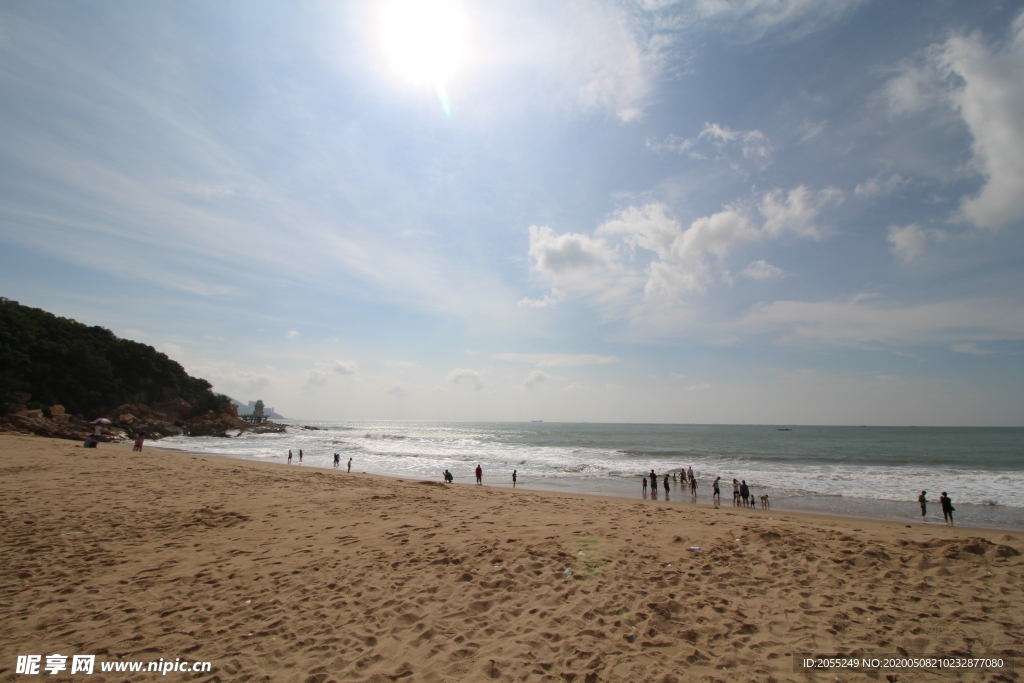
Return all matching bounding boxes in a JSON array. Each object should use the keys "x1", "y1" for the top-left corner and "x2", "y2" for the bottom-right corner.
[{"x1": 380, "y1": 0, "x2": 468, "y2": 115}]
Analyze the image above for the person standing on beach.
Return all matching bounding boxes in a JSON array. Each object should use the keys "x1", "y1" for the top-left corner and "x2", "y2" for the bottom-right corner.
[
  {"x1": 687, "y1": 466, "x2": 694, "y2": 482},
  {"x1": 740, "y1": 480, "x2": 750, "y2": 507},
  {"x1": 512, "y1": 469, "x2": 517, "y2": 488},
  {"x1": 940, "y1": 492, "x2": 954, "y2": 525},
  {"x1": 642, "y1": 476, "x2": 648, "y2": 495},
  {"x1": 918, "y1": 490, "x2": 928, "y2": 520},
  {"x1": 299, "y1": 449, "x2": 303, "y2": 463},
  {"x1": 712, "y1": 476, "x2": 721, "y2": 504},
  {"x1": 333, "y1": 453, "x2": 340, "y2": 467},
  {"x1": 133, "y1": 432, "x2": 145, "y2": 452},
  {"x1": 663, "y1": 474, "x2": 670, "y2": 495},
  {"x1": 288, "y1": 450, "x2": 293, "y2": 464},
  {"x1": 347, "y1": 457, "x2": 352, "y2": 473},
  {"x1": 690, "y1": 475, "x2": 698, "y2": 498},
  {"x1": 732, "y1": 479, "x2": 740, "y2": 506},
  {"x1": 650, "y1": 471, "x2": 658, "y2": 495},
  {"x1": 475, "y1": 464, "x2": 483, "y2": 485}
]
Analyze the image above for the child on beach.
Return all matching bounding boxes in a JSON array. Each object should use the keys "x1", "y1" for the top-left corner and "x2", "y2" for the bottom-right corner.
[
  {"x1": 642, "y1": 477, "x2": 648, "y2": 495},
  {"x1": 918, "y1": 491, "x2": 928, "y2": 520},
  {"x1": 133, "y1": 433, "x2": 145, "y2": 452}
]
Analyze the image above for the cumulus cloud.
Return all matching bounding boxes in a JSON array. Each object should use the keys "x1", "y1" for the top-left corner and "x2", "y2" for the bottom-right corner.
[
  {"x1": 332, "y1": 359, "x2": 359, "y2": 375},
  {"x1": 492, "y1": 353, "x2": 619, "y2": 367},
  {"x1": 741, "y1": 259, "x2": 786, "y2": 280},
  {"x1": 527, "y1": 225, "x2": 616, "y2": 275},
  {"x1": 938, "y1": 14, "x2": 1024, "y2": 229},
  {"x1": 286, "y1": 330, "x2": 300, "y2": 339},
  {"x1": 526, "y1": 188, "x2": 839, "y2": 304},
  {"x1": 518, "y1": 289, "x2": 564, "y2": 308},
  {"x1": 448, "y1": 368, "x2": 484, "y2": 391},
  {"x1": 760, "y1": 185, "x2": 842, "y2": 238},
  {"x1": 524, "y1": 370, "x2": 553, "y2": 389},
  {"x1": 887, "y1": 224, "x2": 946, "y2": 262}
]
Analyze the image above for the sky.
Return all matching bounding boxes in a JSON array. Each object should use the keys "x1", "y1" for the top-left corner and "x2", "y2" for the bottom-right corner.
[{"x1": 1, "y1": 0, "x2": 1023, "y2": 425}]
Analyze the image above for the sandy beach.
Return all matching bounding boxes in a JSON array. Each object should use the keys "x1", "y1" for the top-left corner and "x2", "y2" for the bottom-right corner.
[{"x1": 2, "y1": 433, "x2": 1022, "y2": 682}]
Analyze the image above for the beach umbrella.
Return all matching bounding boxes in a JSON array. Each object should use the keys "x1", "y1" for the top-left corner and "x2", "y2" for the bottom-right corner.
[{"x1": 92, "y1": 418, "x2": 112, "y2": 424}]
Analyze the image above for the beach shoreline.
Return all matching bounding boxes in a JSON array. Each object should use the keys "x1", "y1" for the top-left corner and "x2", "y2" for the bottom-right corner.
[
  {"x1": 157, "y1": 439, "x2": 1024, "y2": 533},
  {"x1": 2, "y1": 433, "x2": 1022, "y2": 682}
]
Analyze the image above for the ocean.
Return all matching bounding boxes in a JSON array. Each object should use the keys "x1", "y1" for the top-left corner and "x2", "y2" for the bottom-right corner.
[{"x1": 159, "y1": 421, "x2": 1024, "y2": 531}]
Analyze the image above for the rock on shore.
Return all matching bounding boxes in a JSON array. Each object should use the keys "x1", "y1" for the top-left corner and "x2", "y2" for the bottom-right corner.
[{"x1": 0, "y1": 401, "x2": 288, "y2": 442}]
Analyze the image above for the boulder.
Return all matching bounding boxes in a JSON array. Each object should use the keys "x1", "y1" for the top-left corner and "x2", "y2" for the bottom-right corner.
[{"x1": 49, "y1": 405, "x2": 68, "y2": 424}]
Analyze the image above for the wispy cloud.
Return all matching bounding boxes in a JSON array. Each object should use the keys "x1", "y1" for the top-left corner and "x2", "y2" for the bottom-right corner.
[{"x1": 492, "y1": 353, "x2": 619, "y2": 367}]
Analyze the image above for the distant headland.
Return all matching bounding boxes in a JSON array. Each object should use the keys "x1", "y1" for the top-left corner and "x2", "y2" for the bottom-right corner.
[{"x1": 0, "y1": 297, "x2": 286, "y2": 442}]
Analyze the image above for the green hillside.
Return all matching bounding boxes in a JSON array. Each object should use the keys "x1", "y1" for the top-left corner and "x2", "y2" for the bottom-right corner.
[{"x1": 0, "y1": 297, "x2": 228, "y2": 418}]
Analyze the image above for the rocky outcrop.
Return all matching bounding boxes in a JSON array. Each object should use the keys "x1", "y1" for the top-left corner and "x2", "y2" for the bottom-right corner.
[
  {"x1": 0, "y1": 405, "x2": 126, "y2": 442},
  {"x1": 1, "y1": 399, "x2": 290, "y2": 441}
]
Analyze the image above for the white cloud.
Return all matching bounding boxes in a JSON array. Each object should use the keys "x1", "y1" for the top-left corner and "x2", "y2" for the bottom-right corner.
[
  {"x1": 448, "y1": 368, "x2": 484, "y2": 391},
  {"x1": 739, "y1": 294, "x2": 1024, "y2": 347},
  {"x1": 518, "y1": 288, "x2": 564, "y2": 308},
  {"x1": 524, "y1": 370, "x2": 553, "y2": 389},
  {"x1": 386, "y1": 382, "x2": 412, "y2": 395},
  {"x1": 854, "y1": 174, "x2": 910, "y2": 199},
  {"x1": 938, "y1": 14, "x2": 1024, "y2": 229},
  {"x1": 332, "y1": 359, "x2": 359, "y2": 375},
  {"x1": 952, "y1": 343, "x2": 995, "y2": 356},
  {"x1": 527, "y1": 225, "x2": 616, "y2": 275},
  {"x1": 650, "y1": 0, "x2": 868, "y2": 42},
  {"x1": 160, "y1": 343, "x2": 183, "y2": 358},
  {"x1": 886, "y1": 224, "x2": 947, "y2": 262},
  {"x1": 887, "y1": 224, "x2": 926, "y2": 263},
  {"x1": 286, "y1": 330, "x2": 300, "y2": 339},
  {"x1": 527, "y1": 188, "x2": 838, "y2": 304},
  {"x1": 307, "y1": 369, "x2": 328, "y2": 387},
  {"x1": 881, "y1": 62, "x2": 946, "y2": 118},
  {"x1": 760, "y1": 185, "x2": 842, "y2": 238},
  {"x1": 647, "y1": 122, "x2": 773, "y2": 170},
  {"x1": 741, "y1": 259, "x2": 786, "y2": 280},
  {"x1": 492, "y1": 353, "x2": 619, "y2": 367},
  {"x1": 699, "y1": 122, "x2": 773, "y2": 163},
  {"x1": 685, "y1": 382, "x2": 712, "y2": 391}
]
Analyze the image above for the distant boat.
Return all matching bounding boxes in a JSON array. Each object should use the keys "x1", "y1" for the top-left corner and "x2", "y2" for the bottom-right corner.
[
  {"x1": 531, "y1": 420, "x2": 543, "y2": 423},
  {"x1": 777, "y1": 428, "x2": 792, "y2": 431}
]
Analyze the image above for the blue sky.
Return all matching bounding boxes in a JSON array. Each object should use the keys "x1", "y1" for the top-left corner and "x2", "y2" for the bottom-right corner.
[{"x1": 2, "y1": 0, "x2": 1023, "y2": 425}]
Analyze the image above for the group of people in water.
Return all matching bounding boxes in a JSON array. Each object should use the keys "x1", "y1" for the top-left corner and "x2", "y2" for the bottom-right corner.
[{"x1": 640, "y1": 469, "x2": 768, "y2": 509}]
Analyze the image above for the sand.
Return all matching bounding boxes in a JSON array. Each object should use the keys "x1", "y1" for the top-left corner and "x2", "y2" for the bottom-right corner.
[{"x1": 1, "y1": 434, "x2": 1022, "y2": 682}]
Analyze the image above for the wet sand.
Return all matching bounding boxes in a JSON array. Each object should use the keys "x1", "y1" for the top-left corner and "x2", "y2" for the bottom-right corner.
[{"x1": 2, "y1": 433, "x2": 1023, "y2": 682}]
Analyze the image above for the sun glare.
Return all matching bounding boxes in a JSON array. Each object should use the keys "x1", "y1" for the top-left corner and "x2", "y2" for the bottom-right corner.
[{"x1": 381, "y1": 0, "x2": 468, "y2": 115}]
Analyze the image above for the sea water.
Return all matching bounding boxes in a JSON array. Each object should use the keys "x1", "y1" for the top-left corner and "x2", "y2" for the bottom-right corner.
[{"x1": 159, "y1": 421, "x2": 1024, "y2": 530}]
